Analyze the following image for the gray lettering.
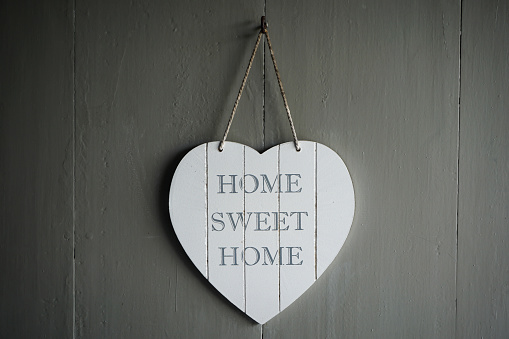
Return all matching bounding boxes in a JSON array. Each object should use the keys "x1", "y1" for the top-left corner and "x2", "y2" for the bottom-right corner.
[
  {"x1": 287, "y1": 246, "x2": 303, "y2": 265},
  {"x1": 261, "y1": 174, "x2": 282, "y2": 193},
  {"x1": 226, "y1": 212, "x2": 253, "y2": 231},
  {"x1": 244, "y1": 174, "x2": 259, "y2": 194},
  {"x1": 243, "y1": 247, "x2": 260, "y2": 266},
  {"x1": 290, "y1": 211, "x2": 308, "y2": 230},
  {"x1": 262, "y1": 247, "x2": 279, "y2": 265},
  {"x1": 219, "y1": 247, "x2": 239, "y2": 266},
  {"x1": 285, "y1": 174, "x2": 302, "y2": 193},
  {"x1": 254, "y1": 212, "x2": 271, "y2": 231},
  {"x1": 211, "y1": 212, "x2": 225, "y2": 231},
  {"x1": 218, "y1": 175, "x2": 237, "y2": 193}
]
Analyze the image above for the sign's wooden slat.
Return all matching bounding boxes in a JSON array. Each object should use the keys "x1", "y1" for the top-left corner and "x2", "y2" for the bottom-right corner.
[
  {"x1": 244, "y1": 146, "x2": 279, "y2": 324},
  {"x1": 207, "y1": 142, "x2": 245, "y2": 311},
  {"x1": 316, "y1": 143, "x2": 355, "y2": 277},
  {"x1": 169, "y1": 144, "x2": 208, "y2": 277},
  {"x1": 279, "y1": 141, "x2": 316, "y2": 311}
]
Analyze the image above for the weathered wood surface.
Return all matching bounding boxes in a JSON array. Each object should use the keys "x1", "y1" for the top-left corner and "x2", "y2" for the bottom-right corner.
[
  {"x1": 206, "y1": 142, "x2": 246, "y2": 311},
  {"x1": 244, "y1": 144, "x2": 280, "y2": 323},
  {"x1": 74, "y1": 1, "x2": 264, "y2": 337},
  {"x1": 0, "y1": 0, "x2": 74, "y2": 337},
  {"x1": 457, "y1": 1, "x2": 509, "y2": 337},
  {"x1": 263, "y1": 1, "x2": 459, "y2": 337},
  {"x1": 1, "y1": 0, "x2": 508, "y2": 337}
]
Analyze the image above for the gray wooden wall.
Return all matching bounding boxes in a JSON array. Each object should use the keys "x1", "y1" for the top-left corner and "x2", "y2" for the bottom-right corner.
[{"x1": 1, "y1": 0, "x2": 508, "y2": 337}]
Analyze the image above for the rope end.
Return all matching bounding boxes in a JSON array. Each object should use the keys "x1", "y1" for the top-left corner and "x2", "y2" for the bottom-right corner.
[
  {"x1": 295, "y1": 141, "x2": 301, "y2": 152},
  {"x1": 218, "y1": 141, "x2": 225, "y2": 152}
]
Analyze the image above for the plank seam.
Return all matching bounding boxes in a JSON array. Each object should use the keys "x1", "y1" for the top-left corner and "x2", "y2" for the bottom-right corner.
[
  {"x1": 454, "y1": 0, "x2": 463, "y2": 338},
  {"x1": 243, "y1": 145, "x2": 246, "y2": 312},
  {"x1": 262, "y1": 3, "x2": 266, "y2": 335},
  {"x1": 278, "y1": 145, "x2": 281, "y2": 312},
  {"x1": 314, "y1": 142, "x2": 317, "y2": 280},
  {"x1": 262, "y1": 35, "x2": 266, "y2": 150},
  {"x1": 72, "y1": 0, "x2": 77, "y2": 337},
  {"x1": 206, "y1": 143, "x2": 209, "y2": 279}
]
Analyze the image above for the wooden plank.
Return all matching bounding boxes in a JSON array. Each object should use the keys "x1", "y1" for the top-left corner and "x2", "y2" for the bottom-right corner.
[
  {"x1": 279, "y1": 141, "x2": 316, "y2": 311},
  {"x1": 207, "y1": 141, "x2": 245, "y2": 311},
  {"x1": 264, "y1": 0, "x2": 459, "y2": 337},
  {"x1": 457, "y1": 0, "x2": 509, "y2": 337},
  {"x1": 244, "y1": 145, "x2": 279, "y2": 323},
  {"x1": 74, "y1": 0, "x2": 264, "y2": 337},
  {"x1": 0, "y1": 0, "x2": 74, "y2": 337}
]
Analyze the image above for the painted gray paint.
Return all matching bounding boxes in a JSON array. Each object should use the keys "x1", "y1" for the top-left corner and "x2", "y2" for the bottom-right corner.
[
  {"x1": 0, "y1": 0, "x2": 507, "y2": 338},
  {"x1": 0, "y1": 1, "x2": 74, "y2": 337},
  {"x1": 457, "y1": 0, "x2": 509, "y2": 337}
]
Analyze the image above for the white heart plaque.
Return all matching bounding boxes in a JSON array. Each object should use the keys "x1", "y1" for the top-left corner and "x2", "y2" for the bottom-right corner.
[{"x1": 169, "y1": 141, "x2": 355, "y2": 323}]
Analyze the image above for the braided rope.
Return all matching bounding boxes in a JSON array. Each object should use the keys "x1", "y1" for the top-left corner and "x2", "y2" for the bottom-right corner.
[
  {"x1": 219, "y1": 19, "x2": 300, "y2": 152},
  {"x1": 263, "y1": 27, "x2": 301, "y2": 151}
]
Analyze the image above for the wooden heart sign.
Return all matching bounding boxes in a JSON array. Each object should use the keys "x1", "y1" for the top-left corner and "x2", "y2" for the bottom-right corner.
[{"x1": 169, "y1": 141, "x2": 355, "y2": 323}]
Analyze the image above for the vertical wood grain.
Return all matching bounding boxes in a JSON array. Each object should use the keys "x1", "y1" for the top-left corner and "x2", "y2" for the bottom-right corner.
[
  {"x1": 207, "y1": 142, "x2": 245, "y2": 311},
  {"x1": 168, "y1": 144, "x2": 207, "y2": 277},
  {"x1": 4, "y1": 0, "x2": 509, "y2": 337},
  {"x1": 316, "y1": 143, "x2": 355, "y2": 278},
  {"x1": 457, "y1": 0, "x2": 509, "y2": 337},
  {"x1": 244, "y1": 146, "x2": 279, "y2": 323},
  {"x1": 264, "y1": 0, "x2": 459, "y2": 337},
  {"x1": 0, "y1": 0, "x2": 74, "y2": 337},
  {"x1": 74, "y1": 0, "x2": 264, "y2": 337},
  {"x1": 278, "y1": 142, "x2": 316, "y2": 312}
]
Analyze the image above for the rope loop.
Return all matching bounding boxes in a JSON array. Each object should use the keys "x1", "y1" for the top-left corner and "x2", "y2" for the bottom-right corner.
[{"x1": 219, "y1": 16, "x2": 300, "y2": 152}]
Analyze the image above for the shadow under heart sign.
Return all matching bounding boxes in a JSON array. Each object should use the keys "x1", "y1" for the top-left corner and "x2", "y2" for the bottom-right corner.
[{"x1": 168, "y1": 141, "x2": 355, "y2": 324}]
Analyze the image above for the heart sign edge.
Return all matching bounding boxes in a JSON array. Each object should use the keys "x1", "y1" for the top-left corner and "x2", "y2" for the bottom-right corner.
[{"x1": 168, "y1": 141, "x2": 355, "y2": 324}]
